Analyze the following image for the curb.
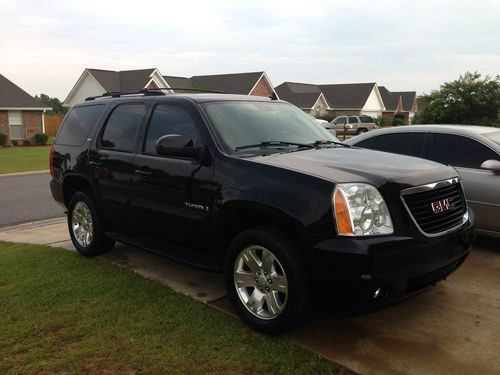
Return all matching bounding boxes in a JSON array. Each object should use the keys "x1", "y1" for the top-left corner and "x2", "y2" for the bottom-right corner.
[
  {"x1": 0, "y1": 217, "x2": 66, "y2": 233},
  {"x1": 0, "y1": 170, "x2": 50, "y2": 178}
]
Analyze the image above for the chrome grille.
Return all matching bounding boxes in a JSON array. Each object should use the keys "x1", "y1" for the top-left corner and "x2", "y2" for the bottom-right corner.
[{"x1": 401, "y1": 178, "x2": 468, "y2": 236}]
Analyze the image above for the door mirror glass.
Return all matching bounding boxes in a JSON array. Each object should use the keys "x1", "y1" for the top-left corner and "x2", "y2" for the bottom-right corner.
[
  {"x1": 480, "y1": 159, "x2": 500, "y2": 172},
  {"x1": 155, "y1": 134, "x2": 206, "y2": 160}
]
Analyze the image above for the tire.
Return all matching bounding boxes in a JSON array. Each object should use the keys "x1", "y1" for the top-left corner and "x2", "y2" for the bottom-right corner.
[
  {"x1": 356, "y1": 128, "x2": 368, "y2": 135},
  {"x1": 225, "y1": 226, "x2": 309, "y2": 334},
  {"x1": 67, "y1": 191, "x2": 115, "y2": 256}
]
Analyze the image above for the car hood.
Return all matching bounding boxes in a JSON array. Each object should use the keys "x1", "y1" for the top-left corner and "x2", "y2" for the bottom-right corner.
[{"x1": 251, "y1": 147, "x2": 458, "y2": 190}]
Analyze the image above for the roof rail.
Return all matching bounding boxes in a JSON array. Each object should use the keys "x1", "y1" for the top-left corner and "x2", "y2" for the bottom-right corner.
[{"x1": 84, "y1": 87, "x2": 227, "y2": 101}]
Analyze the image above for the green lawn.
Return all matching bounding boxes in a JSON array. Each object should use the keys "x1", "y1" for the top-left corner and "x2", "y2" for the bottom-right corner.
[
  {"x1": 0, "y1": 242, "x2": 346, "y2": 375},
  {"x1": 0, "y1": 146, "x2": 51, "y2": 174}
]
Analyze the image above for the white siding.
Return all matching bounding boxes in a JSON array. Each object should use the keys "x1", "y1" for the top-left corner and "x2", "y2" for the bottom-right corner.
[
  {"x1": 362, "y1": 86, "x2": 384, "y2": 117},
  {"x1": 65, "y1": 72, "x2": 106, "y2": 107}
]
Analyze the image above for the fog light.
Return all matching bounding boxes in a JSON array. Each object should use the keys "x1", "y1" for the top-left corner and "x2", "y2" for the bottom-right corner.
[{"x1": 373, "y1": 288, "x2": 382, "y2": 299}]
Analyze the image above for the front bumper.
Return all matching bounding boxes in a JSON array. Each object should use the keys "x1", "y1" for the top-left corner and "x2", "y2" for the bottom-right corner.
[{"x1": 307, "y1": 211, "x2": 475, "y2": 311}]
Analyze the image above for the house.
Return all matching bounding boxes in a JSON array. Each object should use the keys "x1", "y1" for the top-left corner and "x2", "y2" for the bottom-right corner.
[
  {"x1": 64, "y1": 68, "x2": 169, "y2": 107},
  {"x1": 163, "y1": 71, "x2": 278, "y2": 98},
  {"x1": 274, "y1": 82, "x2": 331, "y2": 117},
  {"x1": 0, "y1": 74, "x2": 51, "y2": 143},
  {"x1": 275, "y1": 81, "x2": 385, "y2": 118},
  {"x1": 393, "y1": 91, "x2": 418, "y2": 122},
  {"x1": 64, "y1": 69, "x2": 279, "y2": 107},
  {"x1": 379, "y1": 86, "x2": 403, "y2": 120}
]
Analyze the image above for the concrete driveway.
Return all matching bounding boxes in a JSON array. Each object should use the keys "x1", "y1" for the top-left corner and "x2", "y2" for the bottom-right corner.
[{"x1": 1, "y1": 220, "x2": 499, "y2": 375}]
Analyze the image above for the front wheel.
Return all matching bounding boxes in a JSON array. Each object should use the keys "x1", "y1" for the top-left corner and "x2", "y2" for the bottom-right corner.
[
  {"x1": 225, "y1": 227, "x2": 309, "y2": 334},
  {"x1": 68, "y1": 191, "x2": 114, "y2": 256}
]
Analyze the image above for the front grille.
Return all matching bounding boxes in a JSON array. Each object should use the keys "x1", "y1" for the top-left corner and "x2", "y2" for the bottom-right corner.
[{"x1": 402, "y1": 180, "x2": 467, "y2": 235}]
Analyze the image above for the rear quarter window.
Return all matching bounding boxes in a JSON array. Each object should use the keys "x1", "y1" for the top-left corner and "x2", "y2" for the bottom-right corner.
[
  {"x1": 56, "y1": 105, "x2": 105, "y2": 146},
  {"x1": 359, "y1": 116, "x2": 374, "y2": 123}
]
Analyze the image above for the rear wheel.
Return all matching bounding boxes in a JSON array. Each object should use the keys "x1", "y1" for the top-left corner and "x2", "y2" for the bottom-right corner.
[
  {"x1": 68, "y1": 191, "x2": 114, "y2": 256},
  {"x1": 225, "y1": 227, "x2": 309, "y2": 334},
  {"x1": 356, "y1": 128, "x2": 368, "y2": 135}
]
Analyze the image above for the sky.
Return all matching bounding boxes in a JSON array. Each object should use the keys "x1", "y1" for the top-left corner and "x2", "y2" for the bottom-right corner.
[{"x1": 1, "y1": 0, "x2": 499, "y2": 100}]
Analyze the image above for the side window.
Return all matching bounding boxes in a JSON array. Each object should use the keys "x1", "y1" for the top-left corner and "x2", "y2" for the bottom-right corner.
[
  {"x1": 348, "y1": 116, "x2": 359, "y2": 124},
  {"x1": 143, "y1": 104, "x2": 199, "y2": 155},
  {"x1": 433, "y1": 134, "x2": 498, "y2": 169},
  {"x1": 100, "y1": 103, "x2": 145, "y2": 152},
  {"x1": 56, "y1": 105, "x2": 105, "y2": 146},
  {"x1": 360, "y1": 116, "x2": 374, "y2": 123},
  {"x1": 335, "y1": 117, "x2": 346, "y2": 125},
  {"x1": 372, "y1": 133, "x2": 426, "y2": 157},
  {"x1": 354, "y1": 137, "x2": 375, "y2": 148}
]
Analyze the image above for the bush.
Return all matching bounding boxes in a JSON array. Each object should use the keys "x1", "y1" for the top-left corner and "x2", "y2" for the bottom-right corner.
[
  {"x1": 34, "y1": 133, "x2": 49, "y2": 145},
  {"x1": 23, "y1": 139, "x2": 31, "y2": 146},
  {"x1": 0, "y1": 133, "x2": 8, "y2": 146},
  {"x1": 319, "y1": 113, "x2": 336, "y2": 122},
  {"x1": 392, "y1": 117, "x2": 408, "y2": 126}
]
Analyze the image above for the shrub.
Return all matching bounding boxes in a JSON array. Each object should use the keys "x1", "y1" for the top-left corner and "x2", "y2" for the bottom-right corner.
[
  {"x1": 34, "y1": 133, "x2": 49, "y2": 145},
  {"x1": 319, "y1": 113, "x2": 336, "y2": 122},
  {"x1": 0, "y1": 133, "x2": 8, "y2": 146},
  {"x1": 23, "y1": 139, "x2": 31, "y2": 146},
  {"x1": 392, "y1": 117, "x2": 408, "y2": 126}
]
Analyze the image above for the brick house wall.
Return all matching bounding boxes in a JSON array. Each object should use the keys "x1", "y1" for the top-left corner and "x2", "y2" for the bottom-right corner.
[
  {"x1": 0, "y1": 111, "x2": 8, "y2": 137},
  {"x1": 309, "y1": 98, "x2": 329, "y2": 118},
  {"x1": 250, "y1": 77, "x2": 273, "y2": 97},
  {"x1": 0, "y1": 110, "x2": 43, "y2": 144}
]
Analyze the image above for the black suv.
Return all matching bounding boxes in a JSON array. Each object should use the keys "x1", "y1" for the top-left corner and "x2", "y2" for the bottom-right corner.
[{"x1": 50, "y1": 91, "x2": 474, "y2": 333}]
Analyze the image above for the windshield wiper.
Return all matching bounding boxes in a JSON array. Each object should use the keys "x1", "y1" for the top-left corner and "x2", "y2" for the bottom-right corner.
[
  {"x1": 311, "y1": 140, "x2": 352, "y2": 148},
  {"x1": 235, "y1": 141, "x2": 317, "y2": 152}
]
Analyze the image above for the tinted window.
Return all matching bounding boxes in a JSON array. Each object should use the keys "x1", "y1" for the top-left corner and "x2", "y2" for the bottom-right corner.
[
  {"x1": 354, "y1": 137, "x2": 374, "y2": 148},
  {"x1": 360, "y1": 116, "x2": 374, "y2": 123},
  {"x1": 433, "y1": 134, "x2": 498, "y2": 168},
  {"x1": 56, "y1": 105, "x2": 104, "y2": 146},
  {"x1": 101, "y1": 104, "x2": 145, "y2": 152},
  {"x1": 372, "y1": 133, "x2": 426, "y2": 157},
  {"x1": 348, "y1": 117, "x2": 359, "y2": 124},
  {"x1": 335, "y1": 117, "x2": 346, "y2": 125},
  {"x1": 144, "y1": 104, "x2": 199, "y2": 155}
]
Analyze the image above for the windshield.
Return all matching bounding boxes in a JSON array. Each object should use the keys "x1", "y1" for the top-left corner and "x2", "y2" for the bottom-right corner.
[
  {"x1": 484, "y1": 131, "x2": 500, "y2": 147},
  {"x1": 203, "y1": 101, "x2": 339, "y2": 152}
]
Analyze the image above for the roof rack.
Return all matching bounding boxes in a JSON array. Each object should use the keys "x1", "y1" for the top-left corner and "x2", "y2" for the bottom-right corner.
[{"x1": 84, "y1": 87, "x2": 227, "y2": 101}]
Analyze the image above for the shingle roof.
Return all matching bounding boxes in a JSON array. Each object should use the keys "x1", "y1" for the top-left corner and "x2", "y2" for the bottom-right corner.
[
  {"x1": 275, "y1": 82, "x2": 324, "y2": 108},
  {"x1": 379, "y1": 86, "x2": 401, "y2": 111},
  {"x1": 162, "y1": 75, "x2": 193, "y2": 90},
  {"x1": 393, "y1": 91, "x2": 417, "y2": 112},
  {"x1": 318, "y1": 83, "x2": 376, "y2": 109},
  {"x1": 190, "y1": 72, "x2": 264, "y2": 94},
  {"x1": 87, "y1": 68, "x2": 156, "y2": 92},
  {"x1": 0, "y1": 74, "x2": 49, "y2": 109}
]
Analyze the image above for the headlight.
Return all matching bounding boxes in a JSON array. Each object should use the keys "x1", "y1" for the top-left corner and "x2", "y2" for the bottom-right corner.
[{"x1": 333, "y1": 183, "x2": 393, "y2": 236}]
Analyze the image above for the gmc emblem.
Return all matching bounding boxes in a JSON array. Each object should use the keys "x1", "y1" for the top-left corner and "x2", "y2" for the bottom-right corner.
[{"x1": 431, "y1": 198, "x2": 452, "y2": 214}]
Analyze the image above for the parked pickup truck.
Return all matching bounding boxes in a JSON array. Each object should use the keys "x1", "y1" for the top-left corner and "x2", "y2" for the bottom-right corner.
[
  {"x1": 50, "y1": 91, "x2": 474, "y2": 333},
  {"x1": 331, "y1": 115, "x2": 378, "y2": 135}
]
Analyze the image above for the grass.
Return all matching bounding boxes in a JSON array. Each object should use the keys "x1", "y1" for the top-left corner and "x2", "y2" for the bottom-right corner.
[
  {"x1": 0, "y1": 145, "x2": 51, "y2": 174},
  {"x1": 0, "y1": 242, "x2": 345, "y2": 374}
]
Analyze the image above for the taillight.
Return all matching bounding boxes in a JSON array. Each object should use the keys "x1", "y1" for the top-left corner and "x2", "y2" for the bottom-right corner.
[{"x1": 49, "y1": 144, "x2": 55, "y2": 177}]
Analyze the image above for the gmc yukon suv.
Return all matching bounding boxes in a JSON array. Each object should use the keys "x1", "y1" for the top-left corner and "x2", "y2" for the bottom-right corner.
[{"x1": 50, "y1": 91, "x2": 474, "y2": 333}]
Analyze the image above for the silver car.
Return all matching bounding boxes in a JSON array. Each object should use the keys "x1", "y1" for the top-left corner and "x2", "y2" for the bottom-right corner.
[
  {"x1": 345, "y1": 125, "x2": 500, "y2": 237},
  {"x1": 331, "y1": 115, "x2": 378, "y2": 136}
]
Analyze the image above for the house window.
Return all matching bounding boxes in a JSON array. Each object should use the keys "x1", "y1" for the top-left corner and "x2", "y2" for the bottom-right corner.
[{"x1": 8, "y1": 111, "x2": 23, "y2": 140}]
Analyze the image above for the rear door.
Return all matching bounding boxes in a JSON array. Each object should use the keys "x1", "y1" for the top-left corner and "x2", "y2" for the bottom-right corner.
[
  {"x1": 370, "y1": 132, "x2": 428, "y2": 158},
  {"x1": 430, "y1": 133, "x2": 500, "y2": 232},
  {"x1": 129, "y1": 100, "x2": 216, "y2": 251},
  {"x1": 89, "y1": 102, "x2": 147, "y2": 229}
]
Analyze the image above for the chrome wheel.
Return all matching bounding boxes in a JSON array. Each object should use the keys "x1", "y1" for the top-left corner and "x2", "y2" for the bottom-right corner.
[
  {"x1": 71, "y1": 201, "x2": 94, "y2": 247},
  {"x1": 233, "y1": 245, "x2": 288, "y2": 320}
]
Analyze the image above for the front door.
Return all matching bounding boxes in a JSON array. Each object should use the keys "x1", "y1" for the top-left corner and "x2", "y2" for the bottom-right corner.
[{"x1": 129, "y1": 101, "x2": 216, "y2": 251}]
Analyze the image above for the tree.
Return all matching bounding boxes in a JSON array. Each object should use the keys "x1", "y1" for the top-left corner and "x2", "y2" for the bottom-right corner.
[
  {"x1": 414, "y1": 72, "x2": 500, "y2": 126},
  {"x1": 35, "y1": 94, "x2": 68, "y2": 115}
]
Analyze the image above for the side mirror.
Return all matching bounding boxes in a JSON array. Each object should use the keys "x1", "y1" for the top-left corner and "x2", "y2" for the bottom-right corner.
[
  {"x1": 155, "y1": 134, "x2": 206, "y2": 161},
  {"x1": 480, "y1": 159, "x2": 500, "y2": 173}
]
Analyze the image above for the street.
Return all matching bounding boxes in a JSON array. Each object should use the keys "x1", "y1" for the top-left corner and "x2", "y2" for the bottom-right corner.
[{"x1": 0, "y1": 172, "x2": 65, "y2": 226}]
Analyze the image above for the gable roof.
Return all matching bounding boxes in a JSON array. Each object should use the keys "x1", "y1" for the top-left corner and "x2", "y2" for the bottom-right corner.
[
  {"x1": 0, "y1": 74, "x2": 49, "y2": 109},
  {"x1": 379, "y1": 86, "x2": 402, "y2": 112},
  {"x1": 87, "y1": 68, "x2": 157, "y2": 92},
  {"x1": 393, "y1": 91, "x2": 417, "y2": 112},
  {"x1": 162, "y1": 75, "x2": 193, "y2": 90},
  {"x1": 275, "y1": 82, "x2": 328, "y2": 108},
  {"x1": 318, "y1": 83, "x2": 376, "y2": 109},
  {"x1": 191, "y1": 72, "x2": 264, "y2": 94}
]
